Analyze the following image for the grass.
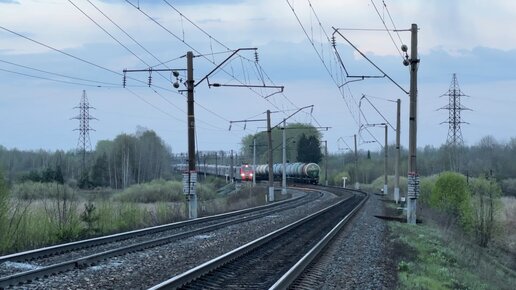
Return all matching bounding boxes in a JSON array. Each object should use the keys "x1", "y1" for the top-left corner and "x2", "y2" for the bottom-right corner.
[
  {"x1": 0, "y1": 179, "x2": 268, "y2": 255},
  {"x1": 389, "y1": 219, "x2": 516, "y2": 290}
]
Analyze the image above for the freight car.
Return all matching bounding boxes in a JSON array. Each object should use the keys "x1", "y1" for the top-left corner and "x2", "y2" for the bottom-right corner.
[
  {"x1": 254, "y1": 162, "x2": 320, "y2": 184},
  {"x1": 176, "y1": 162, "x2": 319, "y2": 184}
]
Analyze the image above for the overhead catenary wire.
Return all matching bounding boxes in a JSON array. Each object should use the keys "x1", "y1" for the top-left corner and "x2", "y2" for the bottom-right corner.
[
  {"x1": 1, "y1": 21, "x2": 231, "y2": 134},
  {"x1": 70, "y1": 0, "x2": 240, "y2": 133},
  {"x1": 286, "y1": 0, "x2": 360, "y2": 127},
  {"x1": 0, "y1": 25, "x2": 177, "y2": 93},
  {"x1": 0, "y1": 67, "x2": 119, "y2": 88},
  {"x1": 0, "y1": 59, "x2": 121, "y2": 87},
  {"x1": 161, "y1": 0, "x2": 323, "y2": 127},
  {"x1": 370, "y1": 0, "x2": 404, "y2": 60},
  {"x1": 69, "y1": 0, "x2": 171, "y2": 85}
]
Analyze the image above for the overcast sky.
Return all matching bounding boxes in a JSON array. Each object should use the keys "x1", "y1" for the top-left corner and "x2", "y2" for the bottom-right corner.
[{"x1": 1, "y1": 0, "x2": 515, "y2": 155}]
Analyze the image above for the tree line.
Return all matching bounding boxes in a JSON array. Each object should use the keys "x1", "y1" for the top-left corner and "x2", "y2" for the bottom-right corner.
[
  {"x1": 1, "y1": 128, "x2": 515, "y2": 195},
  {"x1": 324, "y1": 135, "x2": 516, "y2": 196},
  {"x1": 0, "y1": 129, "x2": 173, "y2": 189}
]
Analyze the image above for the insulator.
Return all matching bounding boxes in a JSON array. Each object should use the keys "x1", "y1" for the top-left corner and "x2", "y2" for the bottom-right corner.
[
  {"x1": 331, "y1": 35, "x2": 336, "y2": 47},
  {"x1": 123, "y1": 76, "x2": 126, "y2": 88},
  {"x1": 254, "y1": 51, "x2": 259, "y2": 63},
  {"x1": 148, "y1": 74, "x2": 152, "y2": 87}
]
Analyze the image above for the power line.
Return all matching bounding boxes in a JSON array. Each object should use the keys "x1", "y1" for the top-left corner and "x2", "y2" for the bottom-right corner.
[
  {"x1": 0, "y1": 67, "x2": 119, "y2": 88},
  {"x1": 382, "y1": 0, "x2": 405, "y2": 46},
  {"x1": 0, "y1": 59, "x2": 121, "y2": 87},
  {"x1": 130, "y1": 1, "x2": 324, "y2": 132},
  {"x1": 161, "y1": 0, "x2": 322, "y2": 126},
  {"x1": 85, "y1": 0, "x2": 171, "y2": 69},
  {"x1": 286, "y1": 0, "x2": 360, "y2": 127},
  {"x1": 370, "y1": 0, "x2": 404, "y2": 60},
  {"x1": 0, "y1": 25, "x2": 176, "y2": 93}
]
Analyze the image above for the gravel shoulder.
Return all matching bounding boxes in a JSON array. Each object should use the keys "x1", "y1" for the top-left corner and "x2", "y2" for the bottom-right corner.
[{"x1": 294, "y1": 192, "x2": 398, "y2": 289}]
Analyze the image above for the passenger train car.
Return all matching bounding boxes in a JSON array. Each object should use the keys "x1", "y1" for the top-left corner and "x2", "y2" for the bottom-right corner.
[{"x1": 175, "y1": 162, "x2": 320, "y2": 184}]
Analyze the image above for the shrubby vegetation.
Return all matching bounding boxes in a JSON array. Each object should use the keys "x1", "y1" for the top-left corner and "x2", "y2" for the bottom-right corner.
[
  {"x1": 419, "y1": 172, "x2": 502, "y2": 248},
  {"x1": 0, "y1": 128, "x2": 172, "y2": 190},
  {"x1": 0, "y1": 130, "x2": 514, "y2": 256},
  {"x1": 112, "y1": 179, "x2": 184, "y2": 203}
]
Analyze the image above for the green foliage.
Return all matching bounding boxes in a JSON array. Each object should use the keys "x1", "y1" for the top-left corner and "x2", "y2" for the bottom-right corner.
[
  {"x1": 430, "y1": 172, "x2": 470, "y2": 213},
  {"x1": 11, "y1": 181, "x2": 77, "y2": 201},
  {"x1": 0, "y1": 169, "x2": 9, "y2": 252},
  {"x1": 90, "y1": 153, "x2": 109, "y2": 187},
  {"x1": 112, "y1": 179, "x2": 183, "y2": 203},
  {"x1": 297, "y1": 134, "x2": 323, "y2": 163},
  {"x1": 20, "y1": 166, "x2": 64, "y2": 184},
  {"x1": 196, "y1": 182, "x2": 218, "y2": 200},
  {"x1": 469, "y1": 177, "x2": 502, "y2": 247},
  {"x1": 430, "y1": 172, "x2": 473, "y2": 229},
  {"x1": 43, "y1": 183, "x2": 81, "y2": 242},
  {"x1": 78, "y1": 171, "x2": 94, "y2": 189},
  {"x1": 240, "y1": 123, "x2": 322, "y2": 164},
  {"x1": 332, "y1": 170, "x2": 350, "y2": 187},
  {"x1": 419, "y1": 175, "x2": 438, "y2": 205},
  {"x1": 80, "y1": 201, "x2": 100, "y2": 237},
  {"x1": 390, "y1": 218, "x2": 514, "y2": 290},
  {"x1": 20, "y1": 170, "x2": 42, "y2": 182}
]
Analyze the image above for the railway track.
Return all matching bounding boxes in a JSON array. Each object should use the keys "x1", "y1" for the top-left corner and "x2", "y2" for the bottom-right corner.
[
  {"x1": 149, "y1": 187, "x2": 367, "y2": 289},
  {"x1": 0, "y1": 189, "x2": 322, "y2": 288}
]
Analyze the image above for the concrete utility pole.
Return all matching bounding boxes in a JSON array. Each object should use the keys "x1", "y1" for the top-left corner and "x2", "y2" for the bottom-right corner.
[
  {"x1": 383, "y1": 124, "x2": 388, "y2": 195},
  {"x1": 267, "y1": 110, "x2": 274, "y2": 202},
  {"x1": 407, "y1": 24, "x2": 419, "y2": 224},
  {"x1": 394, "y1": 98, "x2": 401, "y2": 203},
  {"x1": 324, "y1": 140, "x2": 328, "y2": 186},
  {"x1": 354, "y1": 134, "x2": 359, "y2": 189},
  {"x1": 230, "y1": 149, "x2": 234, "y2": 183},
  {"x1": 186, "y1": 51, "x2": 198, "y2": 219},
  {"x1": 282, "y1": 119, "x2": 287, "y2": 194}
]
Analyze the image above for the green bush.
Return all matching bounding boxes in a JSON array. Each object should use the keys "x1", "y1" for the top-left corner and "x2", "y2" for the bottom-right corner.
[
  {"x1": 332, "y1": 171, "x2": 350, "y2": 187},
  {"x1": 11, "y1": 181, "x2": 77, "y2": 201},
  {"x1": 469, "y1": 177, "x2": 502, "y2": 247},
  {"x1": 419, "y1": 175, "x2": 438, "y2": 205},
  {"x1": 0, "y1": 169, "x2": 9, "y2": 252},
  {"x1": 430, "y1": 172, "x2": 473, "y2": 230},
  {"x1": 112, "y1": 179, "x2": 183, "y2": 203}
]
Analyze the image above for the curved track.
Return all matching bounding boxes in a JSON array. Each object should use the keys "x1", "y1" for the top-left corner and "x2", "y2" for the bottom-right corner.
[
  {"x1": 149, "y1": 186, "x2": 367, "y2": 289},
  {"x1": 0, "y1": 189, "x2": 321, "y2": 288}
]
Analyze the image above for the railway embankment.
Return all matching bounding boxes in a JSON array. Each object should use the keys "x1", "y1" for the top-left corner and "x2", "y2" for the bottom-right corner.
[{"x1": 384, "y1": 198, "x2": 516, "y2": 290}]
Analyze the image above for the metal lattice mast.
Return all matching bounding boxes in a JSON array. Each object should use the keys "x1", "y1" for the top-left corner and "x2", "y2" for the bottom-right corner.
[
  {"x1": 72, "y1": 90, "x2": 96, "y2": 172},
  {"x1": 438, "y1": 74, "x2": 471, "y2": 170}
]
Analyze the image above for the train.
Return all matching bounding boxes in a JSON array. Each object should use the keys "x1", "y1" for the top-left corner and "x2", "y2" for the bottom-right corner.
[{"x1": 175, "y1": 162, "x2": 320, "y2": 184}]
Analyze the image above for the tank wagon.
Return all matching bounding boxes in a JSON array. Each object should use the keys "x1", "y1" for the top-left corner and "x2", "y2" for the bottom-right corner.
[
  {"x1": 254, "y1": 162, "x2": 320, "y2": 184},
  {"x1": 175, "y1": 162, "x2": 319, "y2": 184}
]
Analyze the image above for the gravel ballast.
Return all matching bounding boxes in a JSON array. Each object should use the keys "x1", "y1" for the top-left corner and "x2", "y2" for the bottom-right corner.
[
  {"x1": 293, "y1": 192, "x2": 397, "y2": 289},
  {"x1": 5, "y1": 190, "x2": 397, "y2": 289}
]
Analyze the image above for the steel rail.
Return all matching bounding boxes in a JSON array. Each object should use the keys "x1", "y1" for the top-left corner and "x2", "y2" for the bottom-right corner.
[
  {"x1": 0, "y1": 190, "x2": 318, "y2": 288},
  {"x1": 0, "y1": 190, "x2": 306, "y2": 264},
  {"x1": 270, "y1": 190, "x2": 369, "y2": 289},
  {"x1": 148, "y1": 191, "x2": 356, "y2": 289}
]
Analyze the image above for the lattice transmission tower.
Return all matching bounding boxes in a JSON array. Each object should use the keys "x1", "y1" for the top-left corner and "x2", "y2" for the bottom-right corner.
[
  {"x1": 438, "y1": 73, "x2": 471, "y2": 170},
  {"x1": 71, "y1": 90, "x2": 96, "y2": 172}
]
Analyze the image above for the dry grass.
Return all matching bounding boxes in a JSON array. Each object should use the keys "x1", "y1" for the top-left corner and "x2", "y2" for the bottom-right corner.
[{"x1": 499, "y1": 196, "x2": 516, "y2": 253}]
